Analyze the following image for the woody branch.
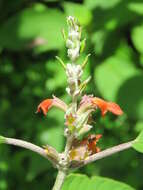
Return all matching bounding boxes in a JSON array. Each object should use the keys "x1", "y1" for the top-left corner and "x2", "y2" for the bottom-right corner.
[
  {"x1": 1, "y1": 136, "x2": 133, "y2": 169},
  {"x1": 1, "y1": 136, "x2": 59, "y2": 168},
  {"x1": 70, "y1": 140, "x2": 134, "y2": 169}
]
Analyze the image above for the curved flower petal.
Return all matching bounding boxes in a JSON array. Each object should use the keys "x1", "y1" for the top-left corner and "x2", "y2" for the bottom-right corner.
[
  {"x1": 91, "y1": 97, "x2": 123, "y2": 116},
  {"x1": 91, "y1": 98, "x2": 108, "y2": 116},
  {"x1": 107, "y1": 102, "x2": 123, "y2": 115},
  {"x1": 37, "y1": 99, "x2": 53, "y2": 115},
  {"x1": 52, "y1": 96, "x2": 68, "y2": 112},
  {"x1": 37, "y1": 96, "x2": 68, "y2": 116}
]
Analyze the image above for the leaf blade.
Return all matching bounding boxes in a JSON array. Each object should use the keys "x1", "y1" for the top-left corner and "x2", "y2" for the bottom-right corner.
[
  {"x1": 62, "y1": 174, "x2": 135, "y2": 190},
  {"x1": 132, "y1": 130, "x2": 143, "y2": 153}
]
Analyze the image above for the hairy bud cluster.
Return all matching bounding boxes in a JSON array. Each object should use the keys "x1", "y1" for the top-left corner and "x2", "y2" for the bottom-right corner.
[
  {"x1": 66, "y1": 63, "x2": 83, "y2": 96},
  {"x1": 66, "y1": 16, "x2": 81, "y2": 62}
]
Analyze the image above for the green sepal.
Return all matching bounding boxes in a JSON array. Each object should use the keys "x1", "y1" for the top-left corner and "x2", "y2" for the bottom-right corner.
[
  {"x1": 80, "y1": 38, "x2": 86, "y2": 53},
  {"x1": 79, "y1": 76, "x2": 91, "y2": 94},
  {"x1": 81, "y1": 54, "x2": 91, "y2": 69},
  {"x1": 62, "y1": 29, "x2": 67, "y2": 42},
  {"x1": 55, "y1": 56, "x2": 66, "y2": 70}
]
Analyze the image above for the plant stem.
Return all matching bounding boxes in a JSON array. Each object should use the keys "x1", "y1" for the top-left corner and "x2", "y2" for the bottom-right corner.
[
  {"x1": 64, "y1": 135, "x2": 74, "y2": 156},
  {"x1": 84, "y1": 140, "x2": 133, "y2": 165},
  {"x1": 52, "y1": 170, "x2": 67, "y2": 190},
  {"x1": 3, "y1": 137, "x2": 58, "y2": 167},
  {"x1": 70, "y1": 140, "x2": 134, "y2": 169}
]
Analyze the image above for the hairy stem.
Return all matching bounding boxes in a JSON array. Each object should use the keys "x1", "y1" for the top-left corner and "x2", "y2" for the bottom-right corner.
[
  {"x1": 52, "y1": 137, "x2": 72, "y2": 190},
  {"x1": 64, "y1": 135, "x2": 74, "y2": 156},
  {"x1": 4, "y1": 137, "x2": 58, "y2": 167},
  {"x1": 52, "y1": 170, "x2": 67, "y2": 190}
]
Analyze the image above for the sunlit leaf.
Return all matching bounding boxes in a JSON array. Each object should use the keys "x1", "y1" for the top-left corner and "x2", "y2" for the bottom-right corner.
[
  {"x1": 63, "y1": 2, "x2": 92, "y2": 26},
  {"x1": 0, "y1": 3, "x2": 66, "y2": 52},
  {"x1": 62, "y1": 174, "x2": 135, "y2": 190},
  {"x1": 128, "y1": 2, "x2": 143, "y2": 15},
  {"x1": 117, "y1": 74, "x2": 143, "y2": 120},
  {"x1": 85, "y1": 0, "x2": 138, "y2": 31},
  {"x1": 95, "y1": 41, "x2": 138, "y2": 100},
  {"x1": 132, "y1": 24, "x2": 143, "y2": 54},
  {"x1": 132, "y1": 130, "x2": 143, "y2": 153},
  {"x1": 84, "y1": 0, "x2": 121, "y2": 9},
  {"x1": 135, "y1": 121, "x2": 143, "y2": 133}
]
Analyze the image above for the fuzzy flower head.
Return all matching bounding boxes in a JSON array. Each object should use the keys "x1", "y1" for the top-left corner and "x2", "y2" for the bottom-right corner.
[
  {"x1": 66, "y1": 63, "x2": 83, "y2": 96},
  {"x1": 66, "y1": 16, "x2": 81, "y2": 61}
]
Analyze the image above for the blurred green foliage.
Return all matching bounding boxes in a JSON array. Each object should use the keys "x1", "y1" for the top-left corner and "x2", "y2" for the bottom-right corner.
[{"x1": 0, "y1": 0, "x2": 143, "y2": 189}]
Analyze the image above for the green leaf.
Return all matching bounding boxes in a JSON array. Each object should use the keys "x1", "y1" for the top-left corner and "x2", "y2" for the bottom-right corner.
[
  {"x1": 0, "y1": 136, "x2": 5, "y2": 144},
  {"x1": 62, "y1": 174, "x2": 135, "y2": 190},
  {"x1": 128, "y1": 2, "x2": 143, "y2": 15},
  {"x1": 95, "y1": 41, "x2": 143, "y2": 119},
  {"x1": 0, "y1": 4, "x2": 66, "y2": 52},
  {"x1": 132, "y1": 24, "x2": 143, "y2": 54},
  {"x1": 85, "y1": 0, "x2": 137, "y2": 31},
  {"x1": 63, "y1": 2, "x2": 92, "y2": 26},
  {"x1": 84, "y1": 0, "x2": 121, "y2": 9},
  {"x1": 132, "y1": 130, "x2": 143, "y2": 153},
  {"x1": 116, "y1": 74, "x2": 143, "y2": 120},
  {"x1": 84, "y1": 0, "x2": 121, "y2": 10},
  {"x1": 91, "y1": 29, "x2": 119, "y2": 56},
  {"x1": 135, "y1": 121, "x2": 143, "y2": 133},
  {"x1": 45, "y1": 60, "x2": 66, "y2": 91},
  {"x1": 95, "y1": 41, "x2": 138, "y2": 101}
]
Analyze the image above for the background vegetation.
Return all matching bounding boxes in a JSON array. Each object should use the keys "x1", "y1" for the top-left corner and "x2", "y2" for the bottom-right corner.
[{"x1": 0, "y1": 0, "x2": 143, "y2": 189}]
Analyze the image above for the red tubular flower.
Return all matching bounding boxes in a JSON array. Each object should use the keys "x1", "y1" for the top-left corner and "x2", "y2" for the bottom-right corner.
[
  {"x1": 91, "y1": 97, "x2": 123, "y2": 116},
  {"x1": 37, "y1": 99, "x2": 53, "y2": 115},
  {"x1": 37, "y1": 96, "x2": 67, "y2": 116}
]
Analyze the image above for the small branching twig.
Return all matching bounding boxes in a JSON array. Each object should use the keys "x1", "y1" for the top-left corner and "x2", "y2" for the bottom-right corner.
[
  {"x1": 1, "y1": 136, "x2": 59, "y2": 168},
  {"x1": 70, "y1": 140, "x2": 133, "y2": 169}
]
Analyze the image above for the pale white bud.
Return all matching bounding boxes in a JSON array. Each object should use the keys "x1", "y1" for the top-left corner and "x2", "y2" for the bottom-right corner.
[
  {"x1": 68, "y1": 47, "x2": 80, "y2": 61},
  {"x1": 68, "y1": 31, "x2": 80, "y2": 41},
  {"x1": 66, "y1": 16, "x2": 81, "y2": 61},
  {"x1": 66, "y1": 87, "x2": 71, "y2": 95},
  {"x1": 66, "y1": 39, "x2": 75, "y2": 49}
]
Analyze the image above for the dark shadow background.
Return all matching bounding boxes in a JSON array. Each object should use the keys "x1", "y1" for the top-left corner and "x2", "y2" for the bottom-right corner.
[{"x1": 0, "y1": 0, "x2": 143, "y2": 189}]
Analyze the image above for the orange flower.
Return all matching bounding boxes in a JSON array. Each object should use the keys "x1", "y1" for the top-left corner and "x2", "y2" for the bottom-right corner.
[
  {"x1": 37, "y1": 96, "x2": 67, "y2": 116},
  {"x1": 37, "y1": 99, "x2": 53, "y2": 115},
  {"x1": 91, "y1": 97, "x2": 123, "y2": 116}
]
